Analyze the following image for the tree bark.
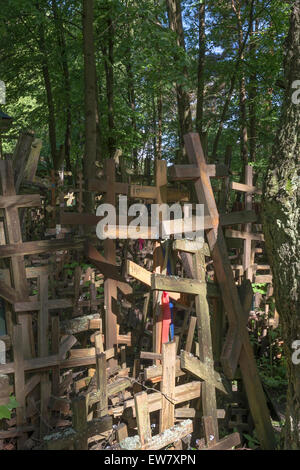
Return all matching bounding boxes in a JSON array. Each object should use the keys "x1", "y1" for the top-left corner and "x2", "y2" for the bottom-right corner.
[
  {"x1": 262, "y1": 0, "x2": 300, "y2": 450},
  {"x1": 166, "y1": 0, "x2": 192, "y2": 162},
  {"x1": 126, "y1": 25, "x2": 138, "y2": 171},
  {"x1": 157, "y1": 92, "x2": 163, "y2": 161},
  {"x1": 82, "y1": 0, "x2": 97, "y2": 215},
  {"x1": 232, "y1": 0, "x2": 248, "y2": 167},
  {"x1": 102, "y1": 13, "x2": 115, "y2": 159},
  {"x1": 248, "y1": 11, "x2": 258, "y2": 162},
  {"x1": 52, "y1": 0, "x2": 72, "y2": 171},
  {"x1": 196, "y1": 1, "x2": 206, "y2": 138},
  {"x1": 37, "y1": 14, "x2": 58, "y2": 169}
]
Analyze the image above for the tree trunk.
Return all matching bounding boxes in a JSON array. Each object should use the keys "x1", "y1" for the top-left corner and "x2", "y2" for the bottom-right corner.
[
  {"x1": 37, "y1": 16, "x2": 57, "y2": 169},
  {"x1": 166, "y1": 0, "x2": 192, "y2": 162},
  {"x1": 102, "y1": 14, "x2": 115, "y2": 159},
  {"x1": 126, "y1": 25, "x2": 138, "y2": 171},
  {"x1": 82, "y1": 0, "x2": 97, "y2": 215},
  {"x1": 262, "y1": 0, "x2": 300, "y2": 449},
  {"x1": 232, "y1": 0, "x2": 248, "y2": 167},
  {"x1": 196, "y1": 1, "x2": 206, "y2": 138},
  {"x1": 52, "y1": 0, "x2": 72, "y2": 171},
  {"x1": 157, "y1": 92, "x2": 163, "y2": 161},
  {"x1": 248, "y1": 12, "x2": 258, "y2": 162}
]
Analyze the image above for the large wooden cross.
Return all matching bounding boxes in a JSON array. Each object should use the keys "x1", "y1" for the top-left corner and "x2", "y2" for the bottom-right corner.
[
  {"x1": 169, "y1": 133, "x2": 276, "y2": 450},
  {"x1": 226, "y1": 165, "x2": 262, "y2": 281},
  {"x1": 0, "y1": 160, "x2": 41, "y2": 359}
]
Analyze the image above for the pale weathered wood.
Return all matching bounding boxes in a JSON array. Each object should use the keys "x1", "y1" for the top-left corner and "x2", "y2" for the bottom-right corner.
[
  {"x1": 117, "y1": 423, "x2": 128, "y2": 443},
  {"x1": 231, "y1": 181, "x2": 262, "y2": 195},
  {"x1": 120, "y1": 419, "x2": 193, "y2": 450},
  {"x1": 96, "y1": 352, "x2": 108, "y2": 417},
  {"x1": 116, "y1": 381, "x2": 201, "y2": 417},
  {"x1": 152, "y1": 273, "x2": 205, "y2": 295},
  {"x1": 202, "y1": 432, "x2": 241, "y2": 450},
  {"x1": 135, "y1": 392, "x2": 152, "y2": 446},
  {"x1": 185, "y1": 316, "x2": 197, "y2": 353},
  {"x1": 180, "y1": 351, "x2": 228, "y2": 395},
  {"x1": 159, "y1": 341, "x2": 176, "y2": 432}
]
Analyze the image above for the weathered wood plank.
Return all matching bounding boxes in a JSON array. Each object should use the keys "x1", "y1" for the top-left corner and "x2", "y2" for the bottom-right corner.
[
  {"x1": 159, "y1": 341, "x2": 176, "y2": 432},
  {"x1": 135, "y1": 392, "x2": 151, "y2": 446},
  {"x1": 202, "y1": 432, "x2": 241, "y2": 450},
  {"x1": 152, "y1": 273, "x2": 205, "y2": 295},
  {"x1": 0, "y1": 195, "x2": 41, "y2": 209},
  {"x1": 181, "y1": 351, "x2": 228, "y2": 395},
  {"x1": 231, "y1": 181, "x2": 262, "y2": 195},
  {"x1": 225, "y1": 229, "x2": 264, "y2": 242},
  {"x1": 120, "y1": 420, "x2": 193, "y2": 450},
  {"x1": 0, "y1": 238, "x2": 85, "y2": 258}
]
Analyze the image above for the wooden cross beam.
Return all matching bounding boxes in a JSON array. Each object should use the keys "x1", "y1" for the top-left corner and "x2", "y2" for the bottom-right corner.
[
  {"x1": 170, "y1": 163, "x2": 229, "y2": 181},
  {"x1": 170, "y1": 133, "x2": 275, "y2": 450},
  {"x1": 111, "y1": 380, "x2": 201, "y2": 417},
  {"x1": 180, "y1": 351, "x2": 228, "y2": 395},
  {"x1": 119, "y1": 418, "x2": 193, "y2": 450}
]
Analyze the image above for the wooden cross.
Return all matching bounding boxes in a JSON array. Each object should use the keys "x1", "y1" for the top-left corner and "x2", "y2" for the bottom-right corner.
[
  {"x1": 151, "y1": 242, "x2": 229, "y2": 442},
  {"x1": 44, "y1": 395, "x2": 112, "y2": 450},
  {"x1": 0, "y1": 160, "x2": 42, "y2": 359},
  {"x1": 226, "y1": 165, "x2": 262, "y2": 281},
  {"x1": 169, "y1": 133, "x2": 276, "y2": 450}
]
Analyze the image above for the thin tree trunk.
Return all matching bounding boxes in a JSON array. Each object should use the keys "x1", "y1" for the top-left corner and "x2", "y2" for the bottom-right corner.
[
  {"x1": 196, "y1": 1, "x2": 206, "y2": 138},
  {"x1": 212, "y1": 0, "x2": 254, "y2": 158},
  {"x1": 262, "y1": 0, "x2": 300, "y2": 449},
  {"x1": 37, "y1": 15, "x2": 57, "y2": 169},
  {"x1": 248, "y1": 14, "x2": 258, "y2": 162},
  {"x1": 157, "y1": 92, "x2": 163, "y2": 160},
  {"x1": 126, "y1": 27, "x2": 138, "y2": 171},
  {"x1": 166, "y1": 0, "x2": 192, "y2": 162},
  {"x1": 82, "y1": 0, "x2": 97, "y2": 215},
  {"x1": 102, "y1": 14, "x2": 115, "y2": 159},
  {"x1": 232, "y1": 0, "x2": 248, "y2": 167},
  {"x1": 52, "y1": 0, "x2": 72, "y2": 171}
]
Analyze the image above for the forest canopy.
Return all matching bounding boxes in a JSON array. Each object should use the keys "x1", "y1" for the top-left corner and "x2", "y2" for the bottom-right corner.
[{"x1": 0, "y1": 0, "x2": 292, "y2": 177}]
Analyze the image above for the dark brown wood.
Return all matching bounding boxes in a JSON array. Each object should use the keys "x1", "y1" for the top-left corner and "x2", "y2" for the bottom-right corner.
[
  {"x1": 0, "y1": 238, "x2": 86, "y2": 258},
  {"x1": 0, "y1": 161, "x2": 34, "y2": 359}
]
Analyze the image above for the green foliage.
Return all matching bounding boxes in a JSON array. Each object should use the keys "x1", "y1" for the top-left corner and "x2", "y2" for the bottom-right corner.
[
  {"x1": 0, "y1": 395, "x2": 19, "y2": 420},
  {"x1": 243, "y1": 431, "x2": 260, "y2": 450},
  {"x1": 0, "y1": 0, "x2": 291, "y2": 172},
  {"x1": 252, "y1": 283, "x2": 268, "y2": 294}
]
